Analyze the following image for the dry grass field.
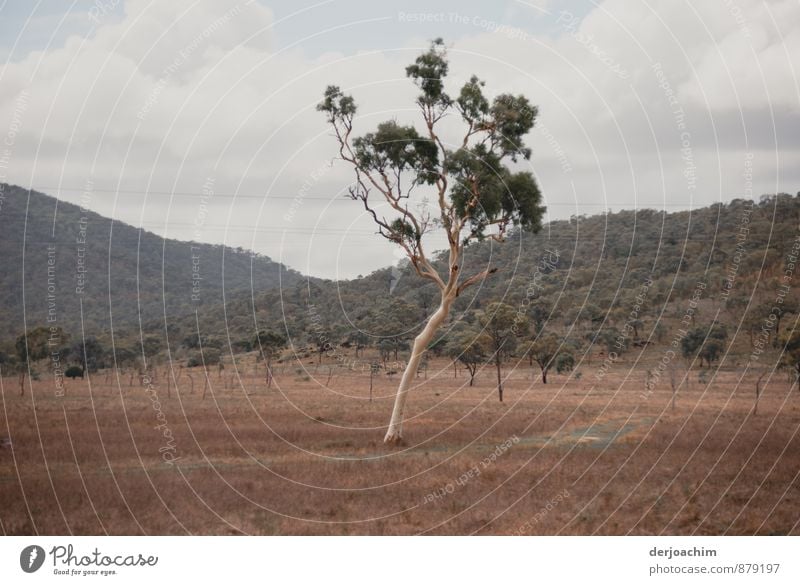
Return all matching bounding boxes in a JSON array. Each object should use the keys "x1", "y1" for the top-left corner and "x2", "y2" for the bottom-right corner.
[{"x1": 1, "y1": 357, "x2": 799, "y2": 535}]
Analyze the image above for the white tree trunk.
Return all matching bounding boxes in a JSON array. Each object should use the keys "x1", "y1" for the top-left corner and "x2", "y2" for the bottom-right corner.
[{"x1": 384, "y1": 293, "x2": 453, "y2": 444}]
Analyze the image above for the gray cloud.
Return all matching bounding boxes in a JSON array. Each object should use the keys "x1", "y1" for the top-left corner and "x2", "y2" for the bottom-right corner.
[{"x1": 0, "y1": 0, "x2": 797, "y2": 278}]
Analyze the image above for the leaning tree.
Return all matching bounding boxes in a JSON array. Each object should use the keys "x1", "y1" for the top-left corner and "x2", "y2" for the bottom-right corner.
[{"x1": 318, "y1": 39, "x2": 545, "y2": 443}]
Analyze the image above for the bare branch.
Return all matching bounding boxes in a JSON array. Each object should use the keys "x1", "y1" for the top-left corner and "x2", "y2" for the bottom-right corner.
[{"x1": 456, "y1": 267, "x2": 498, "y2": 296}]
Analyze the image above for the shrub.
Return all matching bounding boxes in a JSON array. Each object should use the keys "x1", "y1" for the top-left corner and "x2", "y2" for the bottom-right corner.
[
  {"x1": 187, "y1": 348, "x2": 221, "y2": 367},
  {"x1": 556, "y1": 352, "x2": 575, "y2": 374},
  {"x1": 65, "y1": 365, "x2": 84, "y2": 379}
]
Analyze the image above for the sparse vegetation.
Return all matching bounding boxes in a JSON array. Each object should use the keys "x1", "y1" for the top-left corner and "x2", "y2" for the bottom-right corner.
[
  {"x1": 1, "y1": 182, "x2": 799, "y2": 536},
  {"x1": 1, "y1": 365, "x2": 797, "y2": 535}
]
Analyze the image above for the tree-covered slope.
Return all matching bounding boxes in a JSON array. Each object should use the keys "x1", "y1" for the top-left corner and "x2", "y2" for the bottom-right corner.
[
  {"x1": 3, "y1": 183, "x2": 798, "y2": 373},
  {"x1": 188, "y1": 192, "x2": 800, "y2": 362},
  {"x1": 0, "y1": 183, "x2": 303, "y2": 340}
]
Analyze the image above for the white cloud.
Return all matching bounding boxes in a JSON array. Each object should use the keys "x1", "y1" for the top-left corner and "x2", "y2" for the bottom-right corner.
[{"x1": 0, "y1": 0, "x2": 797, "y2": 278}]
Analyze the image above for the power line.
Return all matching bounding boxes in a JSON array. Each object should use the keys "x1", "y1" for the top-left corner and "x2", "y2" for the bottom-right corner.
[{"x1": 34, "y1": 185, "x2": 705, "y2": 207}]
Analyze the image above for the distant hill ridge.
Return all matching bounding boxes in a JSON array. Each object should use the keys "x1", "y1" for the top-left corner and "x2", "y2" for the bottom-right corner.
[
  {"x1": 0, "y1": 183, "x2": 304, "y2": 340},
  {"x1": 2, "y1": 184, "x2": 799, "y2": 364},
  {"x1": 174, "y1": 190, "x2": 800, "y2": 362}
]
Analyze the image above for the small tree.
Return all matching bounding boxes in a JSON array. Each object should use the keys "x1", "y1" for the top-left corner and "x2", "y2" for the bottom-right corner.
[
  {"x1": 698, "y1": 338, "x2": 724, "y2": 367},
  {"x1": 378, "y1": 339, "x2": 395, "y2": 366},
  {"x1": 445, "y1": 326, "x2": 488, "y2": 387},
  {"x1": 682, "y1": 323, "x2": 727, "y2": 367},
  {"x1": 373, "y1": 301, "x2": 416, "y2": 360},
  {"x1": 478, "y1": 302, "x2": 521, "y2": 402},
  {"x1": 15, "y1": 327, "x2": 65, "y2": 396},
  {"x1": 529, "y1": 333, "x2": 560, "y2": 384},
  {"x1": 556, "y1": 352, "x2": 575, "y2": 374},
  {"x1": 347, "y1": 331, "x2": 369, "y2": 357},
  {"x1": 71, "y1": 336, "x2": 104, "y2": 373},
  {"x1": 312, "y1": 336, "x2": 327, "y2": 364},
  {"x1": 111, "y1": 346, "x2": 137, "y2": 382},
  {"x1": 368, "y1": 361, "x2": 381, "y2": 401},
  {"x1": 779, "y1": 327, "x2": 800, "y2": 389},
  {"x1": 681, "y1": 328, "x2": 705, "y2": 366},
  {"x1": 0, "y1": 350, "x2": 10, "y2": 375},
  {"x1": 319, "y1": 39, "x2": 545, "y2": 443},
  {"x1": 769, "y1": 295, "x2": 797, "y2": 347},
  {"x1": 254, "y1": 330, "x2": 287, "y2": 387},
  {"x1": 630, "y1": 319, "x2": 644, "y2": 341},
  {"x1": 528, "y1": 304, "x2": 549, "y2": 336}
]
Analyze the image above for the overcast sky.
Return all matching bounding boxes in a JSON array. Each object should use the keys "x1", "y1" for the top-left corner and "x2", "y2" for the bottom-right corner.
[{"x1": 0, "y1": 0, "x2": 797, "y2": 279}]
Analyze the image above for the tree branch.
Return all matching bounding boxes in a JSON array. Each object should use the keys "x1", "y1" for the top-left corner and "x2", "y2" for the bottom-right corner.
[{"x1": 456, "y1": 267, "x2": 497, "y2": 297}]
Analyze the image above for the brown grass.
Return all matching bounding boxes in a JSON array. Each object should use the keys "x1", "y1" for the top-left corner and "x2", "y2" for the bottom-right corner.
[{"x1": 1, "y1": 358, "x2": 799, "y2": 535}]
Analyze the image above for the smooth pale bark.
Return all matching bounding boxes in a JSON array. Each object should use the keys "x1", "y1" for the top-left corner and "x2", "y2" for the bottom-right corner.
[{"x1": 384, "y1": 293, "x2": 454, "y2": 444}]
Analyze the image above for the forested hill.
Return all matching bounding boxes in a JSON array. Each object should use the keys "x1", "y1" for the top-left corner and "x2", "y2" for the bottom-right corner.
[
  {"x1": 183, "y1": 191, "x2": 800, "y2": 361},
  {"x1": 0, "y1": 184, "x2": 303, "y2": 340},
  {"x1": 2, "y1": 183, "x2": 798, "y2": 368}
]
